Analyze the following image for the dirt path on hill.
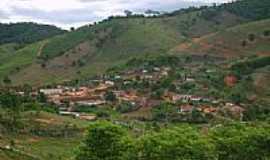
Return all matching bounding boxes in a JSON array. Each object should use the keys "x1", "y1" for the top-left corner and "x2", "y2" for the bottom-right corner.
[{"x1": 37, "y1": 41, "x2": 48, "y2": 57}]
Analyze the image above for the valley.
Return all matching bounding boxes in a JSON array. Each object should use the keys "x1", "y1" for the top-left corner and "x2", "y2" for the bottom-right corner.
[{"x1": 0, "y1": 0, "x2": 270, "y2": 159}]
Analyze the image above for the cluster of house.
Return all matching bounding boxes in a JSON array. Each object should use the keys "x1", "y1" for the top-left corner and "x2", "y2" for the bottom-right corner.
[
  {"x1": 178, "y1": 103, "x2": 245, "y2": 120},
  {"x1": 13, "y1": 65, "x2": 245, "y2": 121},
  {"x1": 37, "y1": 80, "x2": 158, "y2": 111},
  {"x1": 113, "y1": 67, "x2": 171, "y2": 83},
  {"x1": 162, "y1": 92, "x2": 245, "y2": 120},
  {"x1": 39, "y1": 85, "x2": 108, "y2": 107}
]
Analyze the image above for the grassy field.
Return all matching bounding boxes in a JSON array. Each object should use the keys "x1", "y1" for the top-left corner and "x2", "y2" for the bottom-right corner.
[
  {"x1": 0, "y1": 42, "x2": 44, "y2": 80},
  {"x1": 0, "y1": 149, "x2": 36, "y2": 160}
]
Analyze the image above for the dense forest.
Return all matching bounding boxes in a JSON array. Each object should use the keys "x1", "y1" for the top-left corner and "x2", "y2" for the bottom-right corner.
[
  {"x1": 167, "y1": 0, "x2": 270, "y2": 21},
  {"x1": 0, "y1": 22, "x2": 65, "y2": 45}
]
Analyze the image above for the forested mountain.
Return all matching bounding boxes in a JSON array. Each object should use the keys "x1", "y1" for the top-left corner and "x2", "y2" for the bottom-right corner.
[{"x1": 0, "y1": 22, "x2": 65, "y2": 45}]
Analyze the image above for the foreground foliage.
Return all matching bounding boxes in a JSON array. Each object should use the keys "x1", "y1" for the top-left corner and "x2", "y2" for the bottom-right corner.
[{"x1": 76, "y1": 121, "x2": 270, "y2": 160}]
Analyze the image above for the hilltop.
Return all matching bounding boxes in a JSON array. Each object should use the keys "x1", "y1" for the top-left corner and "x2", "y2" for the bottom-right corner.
[
  {"x1": 0, "y1": 22, "x2": 65, "y2": 45},
  {"x1": 0, "y1": 0, "x2": 269, "y2": 85}
]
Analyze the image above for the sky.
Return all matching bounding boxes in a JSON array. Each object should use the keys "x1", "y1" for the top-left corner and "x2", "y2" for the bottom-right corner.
[{"x1": 0, "y1": 0, "x2": 231, "y2": 29}]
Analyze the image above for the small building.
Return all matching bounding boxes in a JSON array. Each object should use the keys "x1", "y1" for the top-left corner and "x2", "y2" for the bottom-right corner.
[
  {"x1": 199, "y1": 106, "x2": 217, "y2": 114},
  {"x1": 40, "y1": 89, "x2": 63, "y2": 95},
  {"x1": 144, "y1": 75, "x2": 153, "y2": 79},
  {"x1": 186, "y1": 78, "x2": 195, "y2": 82},
  {"x1": 223, "y1": 103, "x2": 245, "y2": 120},
  {"x1": 153, "y1": 67, "x2": 161, "y2": 72},
  {"x1": 179, "y1": 105, "x2": 194, "y2": 113},
  {"x1": 79, "y1": 114, "x2": 97, "y2": 121},
  {"x1": 105, "y1": 81, "x2": 115, "y2": 86},
  {"x1": 224, "y1": 75, "x2": 237, "y2": 87},
  {"x1": 59, "y1": 111, "x2": 80, "y2": 117},
  {"x1": 114, "y1": 75, "x2": 121, "y2": 79},
  {"x1": 76, "y1": 100, "x2": 106, "y2": 106},
  {"x1": 142, "y1": 69, "x2": 148, "y2": 73},
  {"x1": 160, "y1": 71, "x2": 169, "y2": 76},
  {"x1": 190, "y1": 96, "x2": 203, "y2": 102}
]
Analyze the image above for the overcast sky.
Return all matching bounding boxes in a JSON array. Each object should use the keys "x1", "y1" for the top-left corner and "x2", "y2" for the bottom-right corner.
[{"x1": 0, "y1": 0, "x2": 231, "y2": 29}]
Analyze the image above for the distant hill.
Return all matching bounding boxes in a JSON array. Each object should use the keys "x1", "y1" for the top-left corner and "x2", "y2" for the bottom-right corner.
[
  {"x1": 0, "y1": 22, "x2": 65, "y2": 45},
  {"x1": 0, "y1": 0, "x2": 269, "y2": 86}
]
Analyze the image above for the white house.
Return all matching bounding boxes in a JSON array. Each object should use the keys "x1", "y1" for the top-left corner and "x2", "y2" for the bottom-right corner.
[{"x1": 40, "y1": 89, "x2": 63, "y2": 95}]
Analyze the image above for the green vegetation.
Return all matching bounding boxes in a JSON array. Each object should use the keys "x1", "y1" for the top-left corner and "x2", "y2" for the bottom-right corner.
[
  {"x1": 221, "y1": 0, "x2": 270, "y2": 20},
  {"x1": 40, "y1": 28, "x2": 92, "y2": 59},
  {"x1": 76, "y1": 121, "x2": 131, "y2": 160},
  {"x1": 75, "y1": 121, "x2": 270, "y2": 160},
  {"x1": 174, "y1": 18, "x2": 270, "y2": 57},
  {"x1": 0, "y1": 22, "x2": 65, "y2": 45},
  {"x1": 0, "y1": 91, "x2": 90, "y2": 160},
  {"x1": 0, "y1": 42, "x2": 43, "y2": 82},
  {"x1": 231, "y1": 56, "x2": 270, "y2": 75},
  {"x1": 0, "y1": 0, "x2": 268, "y2": 85},
  {"x1": 0, "y1": 1, "x2": 270, "y2": 158}
]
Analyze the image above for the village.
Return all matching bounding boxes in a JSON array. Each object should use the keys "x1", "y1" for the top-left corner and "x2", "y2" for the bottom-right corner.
[{"x1": 15, "y1": 62, "x2": 246, "y2": 122}]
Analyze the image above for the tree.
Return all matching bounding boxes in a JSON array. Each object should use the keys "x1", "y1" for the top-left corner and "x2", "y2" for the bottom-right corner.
[
  {"x1": 0, "y1": 92, "x2": 24, "y2": 131},
  {"x1": 210, "y1": 123, "x2": 270, "y2": 160},
  {"x1": 263, "y1": 30, "x2": 270, "y2": 37},
  {"x1": 77, "y1": 59, "x2": 86, "y2": 67},
  {"x1": 105, "y1": 91, "x2": 117, "y2": 102},
  {"x1": 145, "y1": 9, "x2": 160, "y2": 15},
  {"x1": 37, "y1": 92, "x2": 47, "y2": 103},
  {"x1": 137, "y1": 126, "x2": 215, "y2": 160},
  {"x1": 3, "y1": 76, "x2": 12, "y2": 85},
  {"x1": 41, "y1": 63, "x2": 47, "y2": 69},
  {"x1": 152, "y1": 103, "x2": 176, "y2": 122},
  {"x1": 70, "y1": 27, "x2": 75, "y2": 31},
  {"x1": 0, "y1": 22, "x2": 65, "y2": 45},
  {"x1": 241, "y1": 40, "x2": 247, "y2": 47},
  {"x1": 248, "y1": 33, "x2": 255, "y2": 42},
  {"x1": 117, "y1": 102, "x2": 136, "y2": 113},
  {"x1": 124, "y1": 10, "x2": 133, "y2": 17},
  {"x1": 75, "y1": 121, "x2": 133, "y2": 160}
]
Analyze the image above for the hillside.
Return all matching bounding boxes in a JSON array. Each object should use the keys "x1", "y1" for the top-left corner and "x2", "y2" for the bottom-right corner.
[
  {"x1": 0, "y1": 111, "x2": 89, "y2": 160},
  {"x1": 0, "y1": 22, "x2": 65, "y2": 45},
  {"x1": 171, "y1": 19, "x2": 270, "y2": 57},
  {"x1": 0, "y1": 0, "x2": 269, "y2": 85}
]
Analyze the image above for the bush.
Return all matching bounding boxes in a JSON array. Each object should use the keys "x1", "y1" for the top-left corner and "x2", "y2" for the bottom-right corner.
[
  {"x1": 248, "y1": 33, "x2": 255, "y2": 42},
  {"x1": 105, "y1": 91, "x2": 117, "y2": 102},
  {"x1": 241, "y1": 40, "x2": 247, "y2": 47},
  {"x1": 116, "y1": 102, "x2": 138, "y2": 113},
  {"x1": 263, "y1": 30, "x2": 270, "y2": 37},
  {"x1": 152, "y1": 103, "x2": 177, "y2": 122},
  {"x1": 210, "y1": 123, "x2": 270, "y2": 160},
  {"x1": 137, "y1": 126, "x2": 215, "y2": 160},
  {"x1": 76, "y1": 122, "x2": 270, "y2": 160},
  {"x1": 231, "y1": 56, "x2": 270, "y2": 75},
  {"x1": 75, "y1": 121, "x2": 133, "y2": 160}
]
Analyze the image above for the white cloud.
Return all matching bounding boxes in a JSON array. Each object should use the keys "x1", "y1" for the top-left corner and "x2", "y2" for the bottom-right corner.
[{"x1": 0, "y1": 0, "x2": 231, "y2": 29}]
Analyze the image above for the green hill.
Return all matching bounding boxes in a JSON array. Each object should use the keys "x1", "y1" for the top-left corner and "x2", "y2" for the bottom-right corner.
[
  {"x1": 171, "y1": 19, "x2": 270, "y2": 57},
  {"x1": 0, "y1": 22, "x2": 65, "y2": 45},
  {"x1": 0, "y1": 0, "x2": 269, "y2": 85}
]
